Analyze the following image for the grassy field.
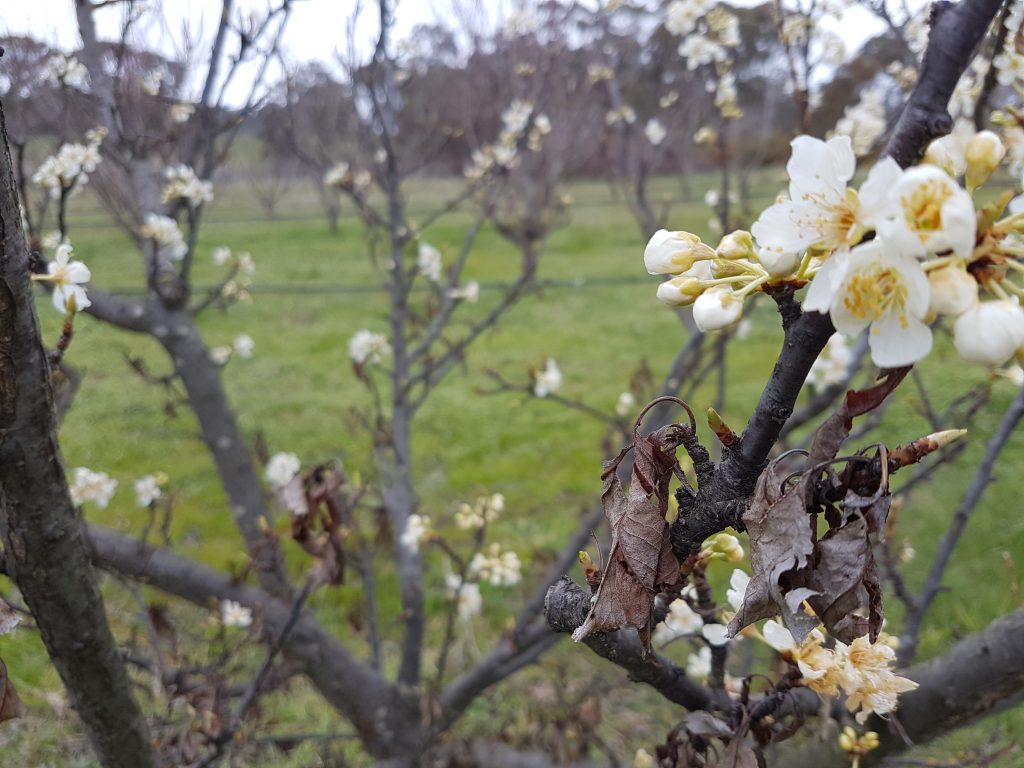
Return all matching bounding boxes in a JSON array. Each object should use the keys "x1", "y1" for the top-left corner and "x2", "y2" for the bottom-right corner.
[{"x1": 2, "y1": 170, "x2": 1023, "y2": 766}]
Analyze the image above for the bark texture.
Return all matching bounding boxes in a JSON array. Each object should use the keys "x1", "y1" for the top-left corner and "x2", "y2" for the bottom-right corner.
[{"x1": 0, "y1": 100, "x2": 154, "y2": 768}]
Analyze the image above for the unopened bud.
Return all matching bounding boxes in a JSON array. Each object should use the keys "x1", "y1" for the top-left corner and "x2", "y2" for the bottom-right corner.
[
  {"x1": 644, "y1": 229, "x2": 716, "y2": 275},
  {"x1": 692, "y1": 286, "x2": 743, "y2": 331},
  {"x1": 656, "y1": 275, "x2": 702, "y2": 307},
  {"x1": 965, "y1": 131, "x2": 1005, "y2": 190},
  {"x1": 838, "y1": 726, "x2": 857, "y2": 753},
  {"x1": 717, "y1": 230, "x2": 755, "y2": 260},
  {"x1": 924, "y1": 428, "x2": 968, "y2": 450}
]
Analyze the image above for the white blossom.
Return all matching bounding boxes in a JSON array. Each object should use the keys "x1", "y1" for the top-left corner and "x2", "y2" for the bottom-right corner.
[
  {"x1": 265, "y1": 452, "x2": 301, "y2": 487},
  {"x1": 233, "y1": 334, "x2": 255, "y2": 359},
  {"x1": 69, "y1": 467, "x2": 117, "y2": 509},
  {"x1": 141, "y1": 214, "x2": 188, "y2": 261},
  {"x1": 161, "y1": 165, "x2": 213, "y2": 206},
  {"x1": 348, "y1": 329, "x2": 391, "y2": 365},
  {"x1": 927, "y1": 263, "x2": 978, "y2": 317},
  {"x1": 32, "y1": 141, "x2": 102, "y2": 199},
  {"x1": 36, "y1": 243, "x2": 91, "y2": 314},
  {"x1": 644, "y1": 229, "x2": 716, "y2": 275},
  {"x1": 44, "y1": 55, "x2": 88, "y2": 89},
  {"x1": 445, "y1": 574, "x2": 482, "y2": 621},
  {"x1": 468, "y1": 543, "x2": 521, "y2": 586},
  {"x1": 692, "y1": 286, "x2": 743, "y2": 332},
  {"x1": 212, "y1": 246, "x2": 232, "y2": 266},
  {"x1": 417, "y1": 242, "x2": 443, "y2": 283},
  {"x1": 533, "y1": 358, "x2": 562, "y2": 397},
  {"x1": 134, "y1": 474, "x2": 165, "y2": 507},
  {"x1": 878, "y1": 165, "x2": 976, "y2": 260},
  {"x1": 220, "y1": 600, "x2": 252, "y2": 628},
  {"x1": 323, "y1": 162, "x2": 351, "y2": 188},
  {"x1": 645, "y1": 118, "x2": 667, "y2": 146},
  {"x1": 726, "y1": 569, "x2": 749, "y2": 613},
  {"x1": 210, "y1": 346, "x2": 232, "y2": 365},
  {"x1": 615, "y1": 391, "x2": 637, "y2": 417},
  {"x1": 653, "y1": 598, "x2": 703, "y2": 646},
  {"x1": 170, "y1": 103, "x2": 194, "y2": 123},
  {"x1": 449, "y1": 280, "x2": 480, "y2": 303},
  {"x1": 400, "y1": 514, "x2": 431, "y2": 553},
  {"x1": 686, "y1": 647, "x2": 712, "y2": 681}
]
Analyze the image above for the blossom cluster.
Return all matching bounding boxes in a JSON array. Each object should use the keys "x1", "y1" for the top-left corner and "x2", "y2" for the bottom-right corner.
[
  {"x1": 44, "y1": 54, "x2": 88, "y2": 89},
  {"x1": 463, "y1": 99, "x2": 551, "y2": 181},
  {"x1": 162, "y1": 165, "x2": 214, "y2": 206},
  {"x1": 264, "y1": 452, "x2": 301, "y2": 488},
  {"x1": 454, "y1": 493, "x2": 505, "y2": 530},
  {"x1": 648, "y1": 133, "x2": 1024, "y2": 368},
  {"x1": 468, "y1": 543, "x2": 522, "y2": 586},
  {"x1": 665, "y1": 0, "x2": 741, "y2": 118},
  {"x1": 134, "y1": 473, "x2": 167, "y2": 507},
  {"x1": 141, "y1": 213, "x2": 188, "y2": 261},
  {"x1": 211, "y1": 334, "x2": 256, "y2": 365},
  {"x1": 445, "y1": 574, "x2": 483, "y2": 621},
  {"x1": 32, "y1": 132, "x2": 104, "y2": 200},
  {"x1": 417, "y1": 242, "x2": 443, "y2": 283},
  {"x1": 348, "y1": 329, "x2": 391, "y2": 365},
  {"x1": 400, "y1": 513, "x2": 431, "y2": 553},
  {"x1": 69, "y1": 467, "x2": 169, "y2": 510},
  {"x1": 833, "y1": 87, "x2": 887, "y2": 157}
]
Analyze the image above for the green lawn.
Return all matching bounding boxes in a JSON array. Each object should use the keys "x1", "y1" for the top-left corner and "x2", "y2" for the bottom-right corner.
[{"x1": 2, "y1": 171, "x2": 1023, "y2": 766}]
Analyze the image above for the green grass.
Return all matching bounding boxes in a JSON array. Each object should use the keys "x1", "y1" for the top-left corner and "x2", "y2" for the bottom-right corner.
[{"x1": 2, "y1": 171, "x2": 1023, "y2": 766}]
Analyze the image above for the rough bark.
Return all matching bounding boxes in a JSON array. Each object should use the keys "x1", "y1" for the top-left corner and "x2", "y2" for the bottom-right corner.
[{"x1": 0, "y1": 99, "x2": 154, "y2": 768}]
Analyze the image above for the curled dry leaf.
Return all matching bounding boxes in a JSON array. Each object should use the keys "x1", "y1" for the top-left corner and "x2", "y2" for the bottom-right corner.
[
  {"x1": 0, "y1": 658, "x2": 25, "y2": 723},
  {"x1": 730, "y1": 370, "x2": 909, "y2": 645},
  {"x1": 572, "y1": 398, "x2": 693, "y2": 650}
]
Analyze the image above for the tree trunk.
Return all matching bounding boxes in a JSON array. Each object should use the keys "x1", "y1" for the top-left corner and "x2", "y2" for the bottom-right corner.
[{"x1": 0, "y1": 99, "x2": 154, "y2": 768}]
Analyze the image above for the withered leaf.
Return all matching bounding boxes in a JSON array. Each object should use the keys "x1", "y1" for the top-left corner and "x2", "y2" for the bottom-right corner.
[
  {"x1": 684, "y1": 711, "x2": 734, "y2": 739},
  {"x1": 714, "y1": 739, "x2": 760, "y2": 768},
  {"x1": 728, "y1": 461, "x2": 818, "y2": 642},
  {"x1": 0, "y1": 658, "x2": 25, "y2": 723},
  {"x1": 572, "y1": 423, "x2": 685, "y2": 649}
]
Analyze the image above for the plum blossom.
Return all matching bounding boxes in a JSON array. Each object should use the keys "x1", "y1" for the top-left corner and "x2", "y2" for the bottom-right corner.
[
  {"x1": 233, "y1": 334, "x2": 255, "y2": 359},
  {"x1": 652, "y1": 598, "x2": 703, "y2": 646},
  {"x1": 69, "y1": 467, "x2": 117, "y2": 509},
  {"x1": 417, "y1": 242, "x2": 443, "y2": 283},
  {"x1": 615, "y1": 391, "x2": 637, "y2": 417},
  {"x1": 141, "y1": 214, "x2": 188, "y2": 261},
  {"x1": 805, "y1": 240, "x2": 932, "y2": 367},
  {"x1": 34, "y1": 244, "x2": 91, "y2": 314},
  {"x1": 161, "y1": 165, "x2": 214, "y2": 205},
  {"x1": 220, "y1": 600, "x2": 252, "y2": 628},
  {"x1": 445, "y1": 574, "x2": 482, "y2": 621},
  {"x1": 878, "y1": 165, "x2": 976, "y2": 260},
  {"x1": 644, "y1": 118, "x2": 667, "y2": 146},
  {"x1": 265, "y1": 452, "x2": 301, "y2": 487},
  {"x1": 645, "y1": 229, "x2": 716, "y2": 275},
  {"x1": 834, "y1": 636, "x2": 918, "y2": 723},
  {"x1": 954, "y1": 301, "x2": 1024, "y2": 365},
  {"x1": 927, "y1": 263, "x2": 978, "y2": 317},
  {"x1": 134, "y1": 473, "x2": 166, "y2": 507},
  {"x1": 449, "y1": 280, "x2": 480, "y2": 303},
  {"x1": 533, "y1": 358, "x2": 562, "y2": 397},
  {"x1": 468, "y1": 543, "x2": 521, "y2": 586},
  {"x1": 455, "y1": 493, "x2": 504, "y2": 529},
  {"x1": 32, "y1": 140, "x2": 102, "y2": 199},
  {"x1": 761, "y1": 620, "x2": 841, "y2": 696},
  {"x1": 686, "y1": 647, "x2": 712, "y2": 681},
  {"x1": 44, "y1": 55, "x2": 88, "y2": 89},
  {"x1": 323, "y1": 162, "x2": 351, "y2": 188},
  {"x1": 400, "y1": 514, "x2": 431, "y2": 553},
  {"x1": 348, "y1": 330, "x2": 391, "y2": 365},
  {"x1": 726, "y1": 569, "x2": 749, "y2": 613}
]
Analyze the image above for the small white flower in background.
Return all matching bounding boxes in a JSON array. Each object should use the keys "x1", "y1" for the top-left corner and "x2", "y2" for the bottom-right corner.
[
  {"x1": 644, "y1": 118, "x2": 667, "y2": 146},
  {"x1": 449, "y1": 280, "x2": 480, "y2": 303},
  {"x1": 400, "y1": 514, "x2": 431, "y2": 553},
  {"x1": 134, "y1": 473, "x2": 166, "y2": 507},
  {"x1": 445, "y1": 574, "x2": 483, "y2": 621},
  {"x1": 923, "y1": 118, "x2": 975, "y2": 177},
  {"x1": 533, "y1": 358, "x2": 562, "y2": 397},
  {"x1": 140, "y1": 70, "x2": 163, "y2": 96},
  {"x1": 615, "y1": 391, "x2": 637, "y2": 417},
  {"x1": 833, "y1": 87, "x2": 887, "y2": 157},
  {"x1": 644, "y1": 229, "x2": 716, "y2": 275},
  {"x1": 417, "y1": 242, "x2": 443, "y2": 283},
  {"x1": 704, "y1": 189, "x2": 720, "y2": 209},
  {"x1": 806, "y1": 333, "x2": 853, "y2": 395},
  {"x1": 265, "y1": 452, "x2": 301, "y2": 488},
  {"x1": 954, "y1": 301, "x2": 1024, "y2": 366},
  {"x1": 220, "y1": 600, "x2": 252, "y2": 628},
  {"x1": 210, "y1": 346, "x2": 232, "y2": 365},
  {"x1": 805, "y1": 240, "x2": 932, "y2": 368},
  {"x1": 44, "y1": 54, "x2": 88, "y2": 89},
  {"x1": 693, "y1": 286, "x2": 743, "y2": 332},
  {"x1": 879, "y1": 165, "x2": 976, "y2": 260},
  {"x1": 35, "y1": 243, "x2": 91, "y2": 314},
  {"x1": 686, "y1": 647, "x2": 712, "y2": 682},
  {"x1": 468, "y1": 543, "x2": 522, "y2": 586},
  {"x1": 141, "y1": 214, "x2": 188, "y2": 261},
  {"x1": 455, "y1": 492, "x2": 506, "y2": 529},
  {"x1": 212, "y1": 246, "x2": 232, "y2": 266},
  {"x1": 32, "y1": 140, "x2": 102, "y2": 199},
  {"x1": 652, "y1": 597, "x2": 703, "y2": 646},
  {"x1": 238, "y1": 252, "x2": 255, "y2": 275},
  {"x1": 323, "y1": 162, "x2": 351, "y2": 188},
  {"x1": 69, "y1": 467, "x2": 117, "y2": 509},
  {"x1": 169, "y1": 103, "x2": 194, "y2": 123},
  {"x1": 233, "y1": 334, "x2": 255, "y2": 359},
  {"x1": 161, "y1": 164, "x2": 213, "y2": 206},
  {"x1": 348, "y1": 329, "x2": 391, "y2": 365},
  {"x1": 735, "y1": 318, "x2": 752, "y2": 340}
]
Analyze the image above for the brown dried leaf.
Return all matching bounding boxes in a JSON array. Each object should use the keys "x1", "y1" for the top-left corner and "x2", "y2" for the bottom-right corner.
[
  {"x1": 728, "y1": 461, "x2": 817, "y2": 641},
  {"x1": 0, "y1": 658, "x2": 25, "y2": 723},
  {"x1": 684, "y1": 711, "x2": 734, "y2": 739},
  {"x1": 714, "y1": 739, "x2": 759, "y2": 768},
  {"x1": 573, "y1": 425, "x2": 685, "y2": 649}
]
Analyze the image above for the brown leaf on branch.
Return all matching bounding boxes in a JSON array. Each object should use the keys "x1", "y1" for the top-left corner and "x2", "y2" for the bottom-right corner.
[
  {"x1": 0, "y1": 658, "x2": 25, "y2": 723},
  {"x1": 572, "y1": 398, "x2": 693, "y2": 650},
  {"x1": 0, "y1": 600, "x2": 19, "y2": 636},
  {"x1": 730, "y1": 370, "x2": 909, "y2": 644}
]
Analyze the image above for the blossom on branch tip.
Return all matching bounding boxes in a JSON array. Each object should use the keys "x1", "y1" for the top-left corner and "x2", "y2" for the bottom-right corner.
[
  {"x1": 233, "y1": 334, "x2": 255, "y2": 359},
  {"x1": 265, "y1": 453, "x2": 301, "y2": 488},
  {"x1": 644, "y1": 230, "x2": 716, "y2": 275},
  {"x1": 692, "y1": 286, "x2": 743, "y2": 332},
  {"x1": 134, "y1": 473, "x2": 166, "y2": 507},
  {"x1": 34, "y1": 243, "x2": 91, "y2": 314},
  {"x1": 417, "y1": 242, "x2": 443, "y2": 283},
  {"x1": 533, "y1": 358, "x2": 562, "y2": 397},
  {"x1": 761, "y1": 620, "x2": 841, "y2": 696},
  {"x1": 161, "y1": 165, "x2": 213, "y2": 206},
  {"x1": 468, "y1": 543, "x2": 521, "y2": 586},
  {"x1": 834, "y1": 635, "x2": 918, "y2": 723},
  {"x1": 645, "y1": 118, "x2": 667, "y2": 146},
  {"x1": 615, "y1": 391, "x2": 637, "y2": 417},
  {"x1": 141, "y1": 214, "x2": 188, "y2": 261},
  {"x1": 445, "y1": 574, "x2": 482, "y2": 621},
  {"x1": 653, "y1": 598, "x2": 703, "y2": 646},
  {"x1": 220, "y1": 600, "x2": 252, "y2": 628},
  {"x1": 348, "y1": 330, "x2": 391, "y2": 365},
  {"x1": 879, "y1": 165, "x2": 976, "y2": 260},
  {"x1": 69, "y1": 467, "x2": 117, "y2": 509}
]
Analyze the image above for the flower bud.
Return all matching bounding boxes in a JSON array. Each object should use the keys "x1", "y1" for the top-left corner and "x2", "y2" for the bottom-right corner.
[
  {"x1": 954, "y1": 300, "x2": 1024, "y2": 365},
  {"x1": 717, "y1": 230, "x2": 756, "y2": 260},
  {"x1": 838, "y1": 726, "x2": 857, "y2": 753},
  {"x1": 633, "y1": 749, "x2": 655, "y2": 768},
  {"x1": 757, "y1": 247, "x2": 800, "y2": 278},
  {"x1": 656, "y1": 275, "x2": 702, "y2": 306},
  {"x1": 711, "y1": 259, "x2": 745, "y2": 278},
  {"x1": 693, "y1": 286, "x2": 743, "y2": 331},
  {"x1": 965, "y1": 130, "x2": 1005, "y2": 190},
  {"x1": 644, "y1": 229, "x2": 716, "y2": 275},
  {"x1": 927, "y1": 264, "x2": 978, "y2": 317}
]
